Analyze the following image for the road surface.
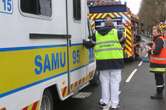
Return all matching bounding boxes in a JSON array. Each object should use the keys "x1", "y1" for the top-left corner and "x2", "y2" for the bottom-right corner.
[{"x1": 55, "y1": 60, "x2": 166, "y2": 110}]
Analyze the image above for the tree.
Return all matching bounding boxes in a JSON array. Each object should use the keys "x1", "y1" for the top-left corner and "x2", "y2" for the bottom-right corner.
[{"x1": 139, "y1": 0, "x2": 166, "y2": 32}]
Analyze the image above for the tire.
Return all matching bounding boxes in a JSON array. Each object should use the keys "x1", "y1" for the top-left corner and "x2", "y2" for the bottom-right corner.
[
  {"x1": 90, "y1": 70, "x2": 100, "y2": 86},
  {"x1": 40, "y1": 90, "x2": 54, "y2": 110}
]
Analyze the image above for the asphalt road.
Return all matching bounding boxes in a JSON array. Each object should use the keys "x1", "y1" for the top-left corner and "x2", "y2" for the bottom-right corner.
[{"x1": 56, "y1": 60, "x2": 166, "y2": 110}]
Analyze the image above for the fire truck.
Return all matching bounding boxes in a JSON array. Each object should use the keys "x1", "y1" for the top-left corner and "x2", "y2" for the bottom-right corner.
[{"x1": 87, "y1": 0, "x2": 141, "y2": 58}]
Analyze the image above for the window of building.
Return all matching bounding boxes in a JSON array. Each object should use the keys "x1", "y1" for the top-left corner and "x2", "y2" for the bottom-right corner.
[
  {"x1": 20, "y1": 0, "x2": 52, "y2": 17},
  {"x1": 73, "y1": 0, "x2": 81, "y2": 20}
]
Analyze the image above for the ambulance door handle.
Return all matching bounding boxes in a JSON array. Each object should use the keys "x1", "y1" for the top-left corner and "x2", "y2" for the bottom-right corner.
[{"x1": 29, "y1": 33, "x2": 71, "y2": 39}]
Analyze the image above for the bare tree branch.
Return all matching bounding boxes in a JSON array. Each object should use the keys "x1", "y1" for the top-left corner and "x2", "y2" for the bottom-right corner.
[{"x1": 139, "y1": 0, "x2": 166, "y2": 32}]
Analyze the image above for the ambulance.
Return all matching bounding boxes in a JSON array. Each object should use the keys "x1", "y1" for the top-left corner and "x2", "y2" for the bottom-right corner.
[{"x1": 0, "y1": 0, "x2": 96, "y2": 110}]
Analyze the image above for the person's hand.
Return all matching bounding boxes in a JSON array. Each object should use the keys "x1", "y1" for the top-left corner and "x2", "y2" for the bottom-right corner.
[
  {"x1": 145, "y1": 45, "x2": 152, "y2": 50},
  {"x1": 83, "y1": 39, "x2": 88, "y2": 46},
  {"x1": 83, "y1": 39, "x2": 95, "y2": 49},
  {"x1": 146, "y1": 42, "x2": 153, "y2": 47}
]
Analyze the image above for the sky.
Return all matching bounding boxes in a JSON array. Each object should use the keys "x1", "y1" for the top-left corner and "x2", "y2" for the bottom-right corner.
[{"x1": 121, "y1": 0, "x2": 142, "y2": 15}]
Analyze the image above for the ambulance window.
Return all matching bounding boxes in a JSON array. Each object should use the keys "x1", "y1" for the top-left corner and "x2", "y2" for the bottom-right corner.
[
  {"x1": 20, "y1": 0, "x2": 52, "y2": 17},
  {"x1": 73, "y1": 0, "x2": 81, "y2": 20}
]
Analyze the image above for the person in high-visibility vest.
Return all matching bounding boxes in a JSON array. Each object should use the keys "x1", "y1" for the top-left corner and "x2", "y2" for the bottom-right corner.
[
  {"x1": 149, "y1": 25, "x2": 166, "y2": 99},
  {"x1": 83, "y1": 17, "x2": 124, "y2": 110}
]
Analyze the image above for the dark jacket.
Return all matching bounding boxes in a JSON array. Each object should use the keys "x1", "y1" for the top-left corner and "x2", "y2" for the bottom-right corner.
[
  {"x1": 83, "y1": 27, "x2": 124, "y2": 71},
  {"x1": 149, "y1": 37, "x2": 166, "y2": 72}
]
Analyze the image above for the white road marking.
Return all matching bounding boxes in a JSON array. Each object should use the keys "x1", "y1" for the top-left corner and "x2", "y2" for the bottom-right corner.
[
  {"x1": 145, "y1": 54, "x2": 148, "y2": 57},
  {"x1": 138, "y1": 61, "x2": 143, "y2": 67},
  {"x1": 125, "y1": 69, "x2": 138, "y2": 83},
  {"x1": 103, "y1": 107, "x2": 110, "y2": 110},
  {"x1": 72, "y1": 92, "x2": 92, "y2": 99}
]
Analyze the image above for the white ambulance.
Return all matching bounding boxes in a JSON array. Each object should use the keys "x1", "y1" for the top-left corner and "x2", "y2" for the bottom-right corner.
[{"x1": 0, "y1": 0, "x2": 96, "y2": 110}]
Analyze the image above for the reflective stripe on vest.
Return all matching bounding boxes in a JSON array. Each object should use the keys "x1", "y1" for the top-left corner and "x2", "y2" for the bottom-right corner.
[
  {"x1": 150, "y1": 36, "x2": 166, "y2": 64},
  {"x1": 95, "y1": 29, "x2": 124, "y2": 60},
  {"x1": 96, "y1": 41, "x2": 120, "y2": 45},
  {"x1": 95, "y1": 48, "x2": 123, "y2": 52},
  {"x1": 150, "y1": 57, "x2": 166, "y2": 61},
  {"x1": 150, "y1": 67, "x2": 166, "y2": 72}
]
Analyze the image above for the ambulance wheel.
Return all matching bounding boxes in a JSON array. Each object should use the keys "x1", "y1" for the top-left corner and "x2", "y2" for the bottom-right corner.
[
  {"x1": 90, "y1": 70, "x2": 100, "y2": 86},
  {"x1": 41, "y1": 90, "x2": 54, "y2": 110}
]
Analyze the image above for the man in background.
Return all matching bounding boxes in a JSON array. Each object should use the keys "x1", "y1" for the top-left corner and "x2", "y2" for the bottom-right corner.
[{"x1": 148, "y1": 24, "x2": 166, "y2": 99}]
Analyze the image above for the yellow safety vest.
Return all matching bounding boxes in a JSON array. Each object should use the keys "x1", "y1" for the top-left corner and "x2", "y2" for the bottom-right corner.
[{"x1": 95, "y1": 29, "x2": 124, "y2": 60}]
